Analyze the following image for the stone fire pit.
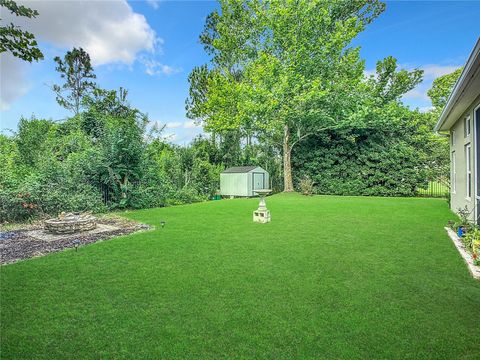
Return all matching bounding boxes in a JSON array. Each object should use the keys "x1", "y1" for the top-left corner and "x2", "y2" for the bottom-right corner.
[{"x1": 44, "y1": 212, "x2": 97, "y2": 234}]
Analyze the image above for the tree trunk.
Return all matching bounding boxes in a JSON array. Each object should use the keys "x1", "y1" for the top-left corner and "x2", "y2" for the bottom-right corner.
[{"x1": 283, "y1": 124, "x2": 294, "y2": 192}]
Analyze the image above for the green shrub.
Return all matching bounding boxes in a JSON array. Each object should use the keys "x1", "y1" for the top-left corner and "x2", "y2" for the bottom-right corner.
[
  {"x1": 298, "y1": 176, "x2": 315, "y2": 195},
  {"x1": 463, "y1": 227, "x2": 480, "y2": 252},
  {"x1": 0, "y1": 189, "x2": 41, "y2": 223},
  {"x1": 128, "y1": 184, "x2": 166, "y2": 209},
  {"x1": 292, "y1": 110, "x2": 436, "y2": 197},
  {"x1": 166, "y1": 187, "x2": 205, "y2": 206},
  {"x1": 0, "y1": 171, "x2": 106, "y2": 223}
]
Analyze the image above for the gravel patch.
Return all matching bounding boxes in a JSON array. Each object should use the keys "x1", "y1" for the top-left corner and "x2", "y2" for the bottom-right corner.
[{"x1": 0, "y1": 216, "x2": 150, "y2": 265}]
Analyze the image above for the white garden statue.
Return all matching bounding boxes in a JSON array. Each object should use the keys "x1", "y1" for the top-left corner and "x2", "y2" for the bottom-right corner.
[{"x1": 253, "y1": 189, "x2": 272, "y2": 223}]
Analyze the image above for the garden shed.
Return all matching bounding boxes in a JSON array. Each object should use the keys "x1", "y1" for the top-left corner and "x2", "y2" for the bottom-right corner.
[{"x1": 220, "y1": 166, "x2": 269, "y2": 197}]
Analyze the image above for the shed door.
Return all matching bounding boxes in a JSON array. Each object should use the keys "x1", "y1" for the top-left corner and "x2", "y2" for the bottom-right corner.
[{"x1": 253, "y1": 173, "x2": 265, "y2": 190}]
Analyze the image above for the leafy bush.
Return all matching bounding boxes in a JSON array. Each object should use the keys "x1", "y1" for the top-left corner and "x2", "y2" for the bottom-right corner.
[
  {"x1": 294, "y1": 133, "x2": 428, "y2": 197},
  {"x1": 0, "y1": 179, "x2": 105, "y2": 223},
  {"x1": 298, "y1": 176, "x2": 315, "y2": 195},
  {"x1": 0, "y1": 189, "x2": 41, "y2": 223},
  {"x1": 128, "y1": 182, "x2": 166, "y2": 210},
  {"x1": 473, "y1": 240, "x2": 480, "y2": 266},
  {"x1": 166, "y1": 187, "x2": 206, "y2": 206}
]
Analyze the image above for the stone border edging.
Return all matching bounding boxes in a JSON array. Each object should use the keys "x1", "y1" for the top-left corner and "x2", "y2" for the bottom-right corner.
[{"x1": 444, "y1": 227, "x2": 480, "y2": 280}]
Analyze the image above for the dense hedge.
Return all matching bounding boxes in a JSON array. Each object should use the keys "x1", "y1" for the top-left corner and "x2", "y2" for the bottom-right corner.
[{"x1": 293, "y1": 127, "x2": 430, "y2": 197}]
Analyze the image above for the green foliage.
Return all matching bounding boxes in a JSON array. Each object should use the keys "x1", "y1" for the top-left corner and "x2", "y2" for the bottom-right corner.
[
  {"x1": 367, "y1": 56, "x2": 423, "y2": 105},
  {"x1": 473, "y1": 239, "x2": 480, "y2": 265},
  {"x1": 293, "y1": 104, "x2": 435, "y2": 196},
  {"x1": 15, "y1": 117, "x2": 55, "y2": 167},
  {"x1": 298, "y1": 176, "x2": 315, "y2": 196},
  {"x1": 53, "y1": 47, "x2": 97, "y2": 114},
  {"x1": 462, "y1": 227, "x2": 479, "y2": 252},
  {"x1": 99, "y1": 115, "x2": 146, "y2": 204},
  {"x1": 1, "y1": 84, "x2": 235, "y2": 222},
  {"x1": 0, "y1": 134, "x2": 28, "y2": 188},
  {"x1": 188, "y1": 0, "x2": 432, "y2": 192},
  {"x1": 2, "y1": 31, "x2": 453, "y2": 224},
  {"x1": 290, "y1": 52, "x2": 449, "y2": 197},
  {"x1": 0, "y1": 169, "x2": 106, "y2": 223},
  {"x1": 0, "y1": 0, "x2": 43, "y2": 61},
  {"x1": 456, "y1": 206, "x2": 471, "y2": 227},
  {"x1": 427, "y1": 68, "x2": 463, "y2": 112}
]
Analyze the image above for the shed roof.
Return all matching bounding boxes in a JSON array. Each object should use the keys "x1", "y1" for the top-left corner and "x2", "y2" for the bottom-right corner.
[{"x1": 222, "y1": 166, "x2": 261, "y2": 173}]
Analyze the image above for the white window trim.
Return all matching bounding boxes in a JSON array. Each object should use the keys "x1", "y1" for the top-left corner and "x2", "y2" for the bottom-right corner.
[
  {"x1": 452, "y1": 150, "x2": 456, "y2": 194},
  {"x1": 451, "y1": 130, "x2": 456, "y2": 146},
  {"x1": 466, "y1": 143, "x2": 472, "y2": 200}
]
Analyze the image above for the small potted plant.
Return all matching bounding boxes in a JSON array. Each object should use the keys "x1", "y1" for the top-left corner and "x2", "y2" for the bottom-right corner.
[{"x1": 456, "y1": 206, "x2": 472, "y2": 237}]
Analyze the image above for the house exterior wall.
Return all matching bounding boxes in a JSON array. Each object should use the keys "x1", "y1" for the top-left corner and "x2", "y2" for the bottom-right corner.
[{"x1": 450, "y1": 94, "x2": 480, "y2": 222}]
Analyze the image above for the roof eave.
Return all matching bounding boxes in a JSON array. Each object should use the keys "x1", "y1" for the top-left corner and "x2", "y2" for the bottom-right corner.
[{"x1": 434, "y1": 37, "x2": 480, "y2": 133}]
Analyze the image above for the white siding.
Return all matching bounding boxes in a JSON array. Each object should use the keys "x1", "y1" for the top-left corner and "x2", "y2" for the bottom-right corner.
[
  {"x1": 220, "y1": 166, "x2": 269, "y2": 197},
  {"x1": 220, "y1": 173, "x2": 248, "y2": 196}
]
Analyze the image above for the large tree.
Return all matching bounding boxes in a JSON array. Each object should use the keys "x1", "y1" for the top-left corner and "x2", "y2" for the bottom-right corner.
[
  {"x1": 425, "y1": 68, "x2": 463, "y2": 185},
  {"x1": 293, "y1": 56, "x2": 426, "y2": 196},
  {"x1": 187, "y1": 0, "x2": 387, "y2": 191},
  {"x1": 0, "y1": 0, "x2": 43, "y2": 62},
  {"x1": 53, "y1": 47, "x2": 97, "y2": 114},
  {"x1": 427, "y1": 67, "x2": 462, "y2": 113}
]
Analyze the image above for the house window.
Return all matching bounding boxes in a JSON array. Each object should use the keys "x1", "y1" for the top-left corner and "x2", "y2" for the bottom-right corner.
[
  {"x1": 465, "y1": 116, "x2": 471, "y2": 137},
  {"x1": 452, "y1": 151, "x2": 456, "y2": 193},
  {"x1": 465, "y1": 144, "x2": 472, "y2": 199},
  {"x1": 451, "y1": 130, "x2": 455, "y2": 146}
]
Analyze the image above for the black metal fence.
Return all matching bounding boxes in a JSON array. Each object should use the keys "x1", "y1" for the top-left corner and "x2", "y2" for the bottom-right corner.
[
  {"x1": 99, "y1": 184, "x2": 112, "y2": 205},
  {"x1": 417, "y1": 181, "x2": 449, "y2": 198},
  {"x1": 99, "y1": 181, "x2": 141, "y2": 206}
]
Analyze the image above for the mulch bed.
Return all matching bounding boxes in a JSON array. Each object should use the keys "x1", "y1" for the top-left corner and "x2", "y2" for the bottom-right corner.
[{"x1": 0, "y1": 216, "x2": 151, "y2": 265}]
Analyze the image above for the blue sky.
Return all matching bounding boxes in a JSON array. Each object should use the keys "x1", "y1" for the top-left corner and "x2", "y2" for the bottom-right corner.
[{"x1": 1, "y1": 0, "x2": 479, "y2": 143}]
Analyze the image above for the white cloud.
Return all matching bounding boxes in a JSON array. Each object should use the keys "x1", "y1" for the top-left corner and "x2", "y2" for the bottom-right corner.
[
  {"x1": 149, "y1": 119, "x2": 204, "y2": 144},
  {"x1": 7, "y1": 1, "x2": 158, "y2": 66},
  {"x1": 166, "y1": 121, "x2": 182, "y2": 128},
  {"x1": 365, "y1": 63, "x2": 462, "y2": 109},
  {"x1": 418, "y1": 106, "x2": 434, "y2": 113},
  {"x1": 364, "y1": 64, "x2": 462, "y2": 105},
  {"x1": 402, "y1": 64, "x2": 462, "y2": 104},
  {"x1": 147, "y1": 0, "x2": 161, "y2": 10},
  {"x1": 1, "y1": 0, "x2": 162, "y2": 109},
  {"x1": 141, "y1": 58, "x2": 181, "y2": 76},
  {"x1": 403, "y1": 88, "x2": 430, "y2": 101},
  {"x1": 184, "y1": 120, "x2": 201, "y2": 128},
  {"x1": 420, "y1": 65, "x2": 460, "y2": 80},
  {"x1": 0, "y1": 53, "x2": 31, "y2": 110}
]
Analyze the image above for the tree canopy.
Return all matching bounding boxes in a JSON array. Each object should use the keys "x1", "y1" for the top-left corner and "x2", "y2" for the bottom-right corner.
[
  {"x1": 53, "y1": 47, "x2": 97, "y2": 115},
  {"x1": 427, "y1": 67, "x2": 463, "y2": 112},
  {"x1": 187, "y1": 0, "x2": 431, "y2": 192},
  {"x1": 0, "y1": 0, "x2": 43, "y2": 62}
]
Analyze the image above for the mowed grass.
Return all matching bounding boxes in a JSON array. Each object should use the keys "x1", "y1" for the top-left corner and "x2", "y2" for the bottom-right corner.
[{"x1": 1, "y1": 194, "x2": 479, "y2": 359}]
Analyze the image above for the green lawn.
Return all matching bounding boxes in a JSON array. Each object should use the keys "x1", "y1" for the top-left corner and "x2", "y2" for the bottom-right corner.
[{"x1": 1, "y1": 194, "x2": 479, "y2": 359}]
